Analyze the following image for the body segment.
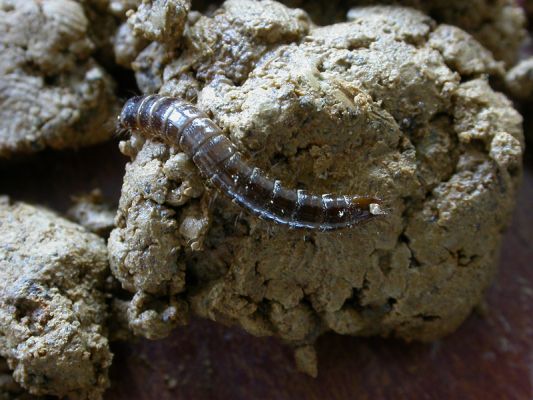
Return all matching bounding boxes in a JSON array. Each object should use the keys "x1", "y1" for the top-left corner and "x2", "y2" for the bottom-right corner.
[{"x1": 119, "y1": 95, "x2": 384, "y2": 230}]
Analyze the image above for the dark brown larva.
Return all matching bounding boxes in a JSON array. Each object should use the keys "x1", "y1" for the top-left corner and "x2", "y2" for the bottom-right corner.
[{"x1": 118, "y1": 94, "x2": 384, "y2": 231}]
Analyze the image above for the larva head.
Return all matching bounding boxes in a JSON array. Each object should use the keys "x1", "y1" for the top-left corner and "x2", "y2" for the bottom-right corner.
[
  {"x1": 117, "y1": 96, "x2": 143, "y2": 131},
  {"x1": 353, "y1": 196, "x2": 383, "y2": 211},
  {"x1": 349, "y1": 195, "x2": 386, "y2": 223},
  {"x1": 320, "y1": 194, "x2": 386, "y2": 231}
]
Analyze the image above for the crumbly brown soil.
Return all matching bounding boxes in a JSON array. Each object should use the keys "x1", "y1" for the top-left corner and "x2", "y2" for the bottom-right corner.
[
  {"x1": 283, "y1": 0, "x2": 526, "y2": 67},
  {"x1": 108, "y1": 1, "x2": 524, "y2": 375},
  {"x1": 506, "y1": 56, "x2": 533, "y2": 100},
  {"x1": 0, "y1": 0, "x2": 120, "y2": 157},
  {"x1": 0, "y1": 358, "x2": 37, "y2": 400},
  {"x1": 127, "y1": 0, "x2": 191, "y2": 43},
  {"x1": 67, "y1": 189, "x2": 117, "y2": 237},
  {"x1": 506, "y1": 55, "x2": 533, "y2": 143},
  {"x1": 0, "y1": 198, "x2": 112, "y2": 399}
]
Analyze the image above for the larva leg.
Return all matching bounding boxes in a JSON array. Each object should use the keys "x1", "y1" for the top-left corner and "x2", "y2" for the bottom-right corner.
[{"x1": 118, "y1": 95, "x2": 385, "y2": 230}]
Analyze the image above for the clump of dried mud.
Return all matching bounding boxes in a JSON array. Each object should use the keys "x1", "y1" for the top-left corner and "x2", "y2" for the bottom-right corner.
[
  {"x1": 67, "y1": 189, "x2": 117, "y2": 237},
  {"x1": 505, "y1": 54, "x2": 533, "y2": 143},
  {"x1": 507, "y1": 57, "x2": 533, "y2": 99},
  {"x1": 0, "y1": 357, "x2": 36, "y2": 400},
  {"x1": 0, "y1": 0, "x2": 121, "y2": 157},
  {"x1": 283, "y1": 0, "x2": 526, "y2": 67},
  {"x1": 108, "y1": 0, "x2": 524, "y2": 376},
  {"x1": 0, "y1": 198, "x2": 112, "y2": 399}
]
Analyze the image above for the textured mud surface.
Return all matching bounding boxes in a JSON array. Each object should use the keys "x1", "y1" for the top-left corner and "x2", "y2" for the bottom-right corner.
[
  {"x1": 506, "y1": 55, "x2": 533, "y2": 144},
  {"x1": 108, "y1": 1, "x2": 524, "y2": 375},
  {"x1": 67, "y1": 189, "x2": 117, "y2": 237},
  {"x1": 0, "y1": 0, "x2": 119, "y2": 157},
  {"x1": 283, "y1": 0, "x2": 526, "y2": 67},
  {"x1": 0, "y1": 198, "x2": 112, "y2": 399},
  {"x1": 507, "y1": 56, "x2": 533, "y2": 97},
  {"x1": 128, "y1": 0, "x2": 191, "y2": 42},
  {"x1": 0, "y1": 358, "x2": 38, "y2": 400}
]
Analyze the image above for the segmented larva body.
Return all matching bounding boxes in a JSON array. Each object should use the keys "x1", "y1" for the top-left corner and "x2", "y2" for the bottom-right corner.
[{"x1": 119, "y1": 95, "x2": 384, "y2": 231}]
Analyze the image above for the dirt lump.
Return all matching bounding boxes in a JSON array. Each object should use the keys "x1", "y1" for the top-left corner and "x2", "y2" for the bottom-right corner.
[
  {"x1": 0, "y1": 198, "x2": 112, "y2": 399},
  {"x1": 108, "y1": 2, "x2": 524, "y2": 375},
  {"x1": 0, "y1": 0, "x2": 118, "y2": 157}
]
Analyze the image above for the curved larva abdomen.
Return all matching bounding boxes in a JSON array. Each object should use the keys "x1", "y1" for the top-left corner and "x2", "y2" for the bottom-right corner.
[{"x1": 119, "y1": 95, "x2": 384, "y2": 231}]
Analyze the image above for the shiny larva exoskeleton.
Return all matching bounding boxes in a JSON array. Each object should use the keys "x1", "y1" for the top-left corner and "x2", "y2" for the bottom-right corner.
[{"x1": 118, "y1": 94, "x2": 385, "y2": 231}]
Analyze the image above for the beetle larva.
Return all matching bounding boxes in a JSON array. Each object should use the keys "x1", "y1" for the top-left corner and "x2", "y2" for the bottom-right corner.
[{"x1": 118, "y1": 94, "x2": 385, "y2": 231}]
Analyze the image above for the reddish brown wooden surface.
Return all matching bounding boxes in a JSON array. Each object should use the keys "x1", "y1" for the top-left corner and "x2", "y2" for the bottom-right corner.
[{"x1": 0, "y1": 143, "x2": 531, "y2": 400}]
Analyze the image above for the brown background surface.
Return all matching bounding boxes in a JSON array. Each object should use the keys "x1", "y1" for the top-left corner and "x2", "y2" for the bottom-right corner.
[{"x1": 0, "y1": 141, "x2": 531, "y2": 400}]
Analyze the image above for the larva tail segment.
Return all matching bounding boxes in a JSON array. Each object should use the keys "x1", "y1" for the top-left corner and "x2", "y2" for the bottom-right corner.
[{"x1": 118, "y1": 94, "x2": 387, "y2": 231}]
